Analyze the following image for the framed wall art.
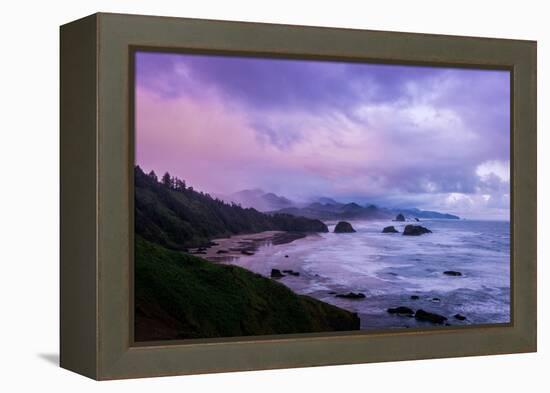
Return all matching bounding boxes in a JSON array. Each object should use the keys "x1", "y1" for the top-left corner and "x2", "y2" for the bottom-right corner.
[{"x1": 60, "y1": 12, "x2": 537, "y2": 380}]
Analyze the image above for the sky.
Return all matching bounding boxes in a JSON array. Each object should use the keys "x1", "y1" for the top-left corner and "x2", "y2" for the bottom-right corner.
[{"x1": 135, "y1": 51, "x2": 510, "y2": 219}]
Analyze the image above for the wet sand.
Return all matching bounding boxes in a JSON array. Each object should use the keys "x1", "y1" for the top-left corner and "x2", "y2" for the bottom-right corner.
[{"x1": 188, "y1": 231, "x2": 308, "y2": 262}]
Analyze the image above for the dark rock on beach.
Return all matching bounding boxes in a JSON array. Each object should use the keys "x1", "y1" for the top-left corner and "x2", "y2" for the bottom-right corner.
[
  {"x1": 415, "y1": 309, "x2": 448, "y2": 324},
  {"x1": 334, "y1": 221, "x2": 356, "y2": 233},
  {"x1": 454, "y1": 314, "x2": 467, "y2": 321},
  {"x1": 241, "y1": 250, "x2": 255, "y2": 256},
  {"x1": 414, "y1": 217, "x2": 420, "y2": 222},
  {"x1": 410, "y1": 295, "x2": 420, "y2": 300},
  {"x1": 270, "y1": 269, "x2": 285, "y2": 278},
  {"x1": 216, "y1": 249, "x2": 229, "y2": 254},
  {"x1": 382, "y1": 226, "x2": 399, "y2": 233},
  {"x1": 394, "y1": 213, "x2": 405, "y2": 222},
  {"x1": 402, "y1": 225, "x2": 432, "y2": 236},
  {"x1": 444, "y1": 271, "x2": 462, "y2": 276},
  {"x1": 283, "y1": 270, "x2": 300, "y2": 276},
  {"x1": 387, "y1": 306, "x2": 414, "y2": 315},
  {"x1": 335, "y1": 292, "x2": 366, "y2": 299}
]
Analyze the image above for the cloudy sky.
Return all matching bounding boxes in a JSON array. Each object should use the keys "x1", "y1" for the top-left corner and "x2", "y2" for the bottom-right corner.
[{"x1": 135, "y1": 51, "x2": 510, "y2": 219}]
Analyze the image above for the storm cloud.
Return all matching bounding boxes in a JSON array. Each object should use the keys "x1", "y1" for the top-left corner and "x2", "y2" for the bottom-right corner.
[{"x1": 135, "y1": 51, "x2": 510, "y2": 219}]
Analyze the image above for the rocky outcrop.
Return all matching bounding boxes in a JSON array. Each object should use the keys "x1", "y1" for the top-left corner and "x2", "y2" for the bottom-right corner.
[
  {"x1": 334, "y1": 221, "x2": 356, "y2": 233},
  {"x1": 454, "y1": 314, "x2": 467, "y2": 321},
  {"x1": 270, "y1": 269, "x2": 284, "y2": 278},
  {"x1": 414, "y1": 309, "x2": 447, "y2": 324},
  {"x1": 335, "y1": 292, "x2": 366, "y2": 299},
  {"x1": 382, "y1": 226, "x2": 399, "y2": 233},
  {"x1": 394, "y1": 213, "x2": 405, "y2": 222},
  {"x1": 410, "y1": 295, "x2": 420, "y2": 300},
  {"x1": 283, "y1": 269, "x2": 300, "y2": 276},
  {"x1": 402, "y1": 225, "x2": 432, "y2": 236},
  {"x1": 387, "y1": 306, "x2": 414, "y2": 315},
  {"x1": 443, "y1": 271, "x2": 462, "y2": 276}
]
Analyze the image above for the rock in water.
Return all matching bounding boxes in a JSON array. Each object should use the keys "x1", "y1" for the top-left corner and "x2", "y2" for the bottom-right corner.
[
  {"x1": 454, "y1": 314, "x2": 467, "y2": 321},
  {"x1": 335, "y1": 292, "x2": 366, "y2": 299},
  {"x1": 394, "y1": 213, "x2": 405, "y2": 222},
  {"x1": 415, "y1": 309, "x2": 448, "y2": 324},
  {"x1": 414, "y1": 217, "x2": 420, "y2": 222},
  {"x1": 402, "y1": 225, "x2": 432, "y2": 236},
  {"x1": 382, "y1": 226, "x2": 399, "y2": 233},
  {"x1": 443, "y1": 271, "x2": 462, "y2": 276},
  {"x1": 334, "y1": 221, "x2": 356, "y2": 233},
  {"x1": 410, "y1": 295, "x2": 420, "y2": 300},
  {"x1": 270, "y1": 269, "x2": 284, "y2": 278},
  {"x1": 387, "y1": 306, "x2": 414, "y2": 315}
]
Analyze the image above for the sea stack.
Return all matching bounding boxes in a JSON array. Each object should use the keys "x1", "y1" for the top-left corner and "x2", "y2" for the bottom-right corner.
[
  {"x1": 415, "y1": 309, "x2": 447, "y2": 324},
  {"x1": 394, "y1": 213, "x2": 405, "y2": 222},
  {"x1": 382, "y1": 226, "x2": 399, "y2": 233},
  {"x1": 334, "y1": 221, "x2": 356, "y2": 233},
  {"x1": 402, "y1": 225, "x2": 432, "y2": 236}
]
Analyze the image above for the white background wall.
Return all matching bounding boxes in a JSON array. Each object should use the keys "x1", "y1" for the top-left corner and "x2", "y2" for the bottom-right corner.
[{"x1": 0, "y1": 0, "x2": 546, "y2": 391}]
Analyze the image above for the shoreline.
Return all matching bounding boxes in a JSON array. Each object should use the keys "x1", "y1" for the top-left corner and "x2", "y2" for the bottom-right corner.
[{"x1": 189, "y1": 230, "x2": 313, "y2": 262}]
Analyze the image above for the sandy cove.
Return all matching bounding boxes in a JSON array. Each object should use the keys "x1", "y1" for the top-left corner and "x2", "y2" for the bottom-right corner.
[{"x1": 188, "y1": 231, "x2": 308, "y2": 262}]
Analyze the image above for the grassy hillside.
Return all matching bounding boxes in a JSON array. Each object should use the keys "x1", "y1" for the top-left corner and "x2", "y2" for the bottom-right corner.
[
  {"x1": 135, "y1": 237, "x2": 360, "y2": 341},
  {"x1": 135, "y1": 166, "x2": 328, "y2": 249}
]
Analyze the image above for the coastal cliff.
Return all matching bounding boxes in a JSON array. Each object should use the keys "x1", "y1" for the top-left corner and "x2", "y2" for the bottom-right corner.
[{"x1": 135, "y1": 237, "x2": 360, "y2": 341}]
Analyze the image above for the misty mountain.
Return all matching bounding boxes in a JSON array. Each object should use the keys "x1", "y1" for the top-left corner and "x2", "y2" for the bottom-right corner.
[
  {"x1": 274, "y1": 202, "x2": 390, "y2": 220},
  {"x1": 219, "y1": 188, "x2": 459, "y2": 221},
  {"x1": 316, "y1": 197, "x2": 339, "y2": 205},
  {"x1": 396, "y1": 208, "x2": 460, "y2": 220},
  {"x1": 273, "y1": 201, "x2": 459, "y2": 221},
  {"x1": 225, "y1": 189, "x2": 295, "y2": 212}
]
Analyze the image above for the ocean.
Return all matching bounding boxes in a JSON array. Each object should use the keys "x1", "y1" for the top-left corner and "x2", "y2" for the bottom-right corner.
[{"x1": 216, "y1": 219, "x2": 510, "y2": 330}]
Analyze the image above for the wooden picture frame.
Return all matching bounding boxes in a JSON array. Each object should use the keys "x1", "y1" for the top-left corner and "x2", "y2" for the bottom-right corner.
[{"x1": 60, "y1": 12, "x2": 537, "y2": 380}]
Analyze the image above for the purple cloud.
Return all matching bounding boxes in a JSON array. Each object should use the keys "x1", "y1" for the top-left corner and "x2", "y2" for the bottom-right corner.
[{"x1": 135, "y1": 51, "x2": 510, "y2": 219}]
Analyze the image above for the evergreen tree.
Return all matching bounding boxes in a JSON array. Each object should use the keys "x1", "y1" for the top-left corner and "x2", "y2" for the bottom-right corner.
[
  {"x1": 161, "y1": 172, "x2": 172, "y2": 188},
  {"x1": 174, "y1": 178, "x2": 186, "y2": 191},
  {"x1": 148, "y1": 170, "x2": 158, "y2": 182}
]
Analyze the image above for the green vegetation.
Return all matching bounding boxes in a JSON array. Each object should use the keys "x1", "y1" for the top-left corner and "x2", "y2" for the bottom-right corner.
[
  {"x1": 135, "y1": 166, "x2": 328, "y2": 249},
  {"x1": 135, "y1": 237, "x2": 360, "y2": 341}
]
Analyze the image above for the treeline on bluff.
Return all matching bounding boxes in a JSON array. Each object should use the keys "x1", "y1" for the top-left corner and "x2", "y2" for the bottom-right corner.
[{"x1": 134, "y1": 166, "x2": 328, "y2": 249}]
